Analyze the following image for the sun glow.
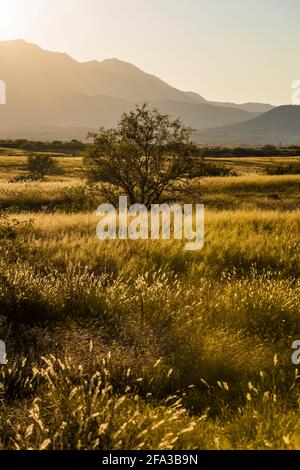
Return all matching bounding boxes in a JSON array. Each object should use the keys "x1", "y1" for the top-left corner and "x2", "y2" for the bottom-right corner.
[{"x1": 0, "y1": 0, "x2": 37, "y2": 39}]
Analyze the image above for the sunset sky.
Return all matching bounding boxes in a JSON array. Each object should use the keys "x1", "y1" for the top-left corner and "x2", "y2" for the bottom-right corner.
[{"x1": 0, "y1": 0, "x2": 299, "y2": 105}]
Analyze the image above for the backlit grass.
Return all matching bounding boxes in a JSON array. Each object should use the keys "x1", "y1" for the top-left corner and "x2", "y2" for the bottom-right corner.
[{"x1": 0, "y1": 161, "x2": 299, "y2": 450}]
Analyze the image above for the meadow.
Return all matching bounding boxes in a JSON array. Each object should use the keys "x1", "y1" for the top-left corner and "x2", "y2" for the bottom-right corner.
[{"x1": 0, "y1": 152, "x2": 299, "y2": 450}]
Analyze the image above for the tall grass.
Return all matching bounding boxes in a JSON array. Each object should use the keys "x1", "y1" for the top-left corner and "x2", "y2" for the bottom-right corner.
[
  {"x1": 12, "y1": 209, "x2": 299, "y2": 278},
  {"x1": 0, "y1": 174, "x2": 299, "y2": 450},
  {"x1": 1, "y1": 175, "x2": 299, "y2": 211},
  {"x1": 1, "y1": 354, "x2": 299, "y2": 450}
]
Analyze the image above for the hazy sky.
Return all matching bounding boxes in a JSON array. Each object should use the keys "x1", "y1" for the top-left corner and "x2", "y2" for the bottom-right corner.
[{"x1": 0, "y1": 0, "x2": 299, "y2": 105}]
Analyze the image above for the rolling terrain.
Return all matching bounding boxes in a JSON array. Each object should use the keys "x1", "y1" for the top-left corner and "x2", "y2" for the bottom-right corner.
[
  {"x1": 197, "y1": 106, "x2": 300, "y2": 145},
  {"x1": 0, "y1": 40, "x2": 268, "y2": 139},
  {"x1": 0, "y1": 148, "x2": 299, "y2": 449}
]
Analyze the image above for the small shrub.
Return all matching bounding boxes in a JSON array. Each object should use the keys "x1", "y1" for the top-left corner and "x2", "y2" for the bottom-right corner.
[
  {"x1": 0, "y1": 213, "x2": 33, "y2": 263},
  {"x1": 266, "y1": 163, "x2": 300, "y2": 175},
  {"x1": 28, "y1": 154, "x2": 62, "y2": 179},
  {"x1": 192, "y1": 162, "x2": 236, "y2": 177},
  {"x1": 9, "y1": 175, "x2": 42, "y2": 183}
]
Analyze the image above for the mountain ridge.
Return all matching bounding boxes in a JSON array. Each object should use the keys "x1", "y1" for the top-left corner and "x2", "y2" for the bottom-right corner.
[
  {"x1": 196, "y1": 105, "x2": 300, "y2": 145},
  {"x1": 0, "y1": 39, "x2": 275, "y2": 140}
]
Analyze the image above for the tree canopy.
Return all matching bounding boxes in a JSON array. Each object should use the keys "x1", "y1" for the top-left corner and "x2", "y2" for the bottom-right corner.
[{"x1": 84, "y1": 104, "x2": 201, "y2": 206}]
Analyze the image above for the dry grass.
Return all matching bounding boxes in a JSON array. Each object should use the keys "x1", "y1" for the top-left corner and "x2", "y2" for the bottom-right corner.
[
  {"x1": 0, "y1": 174, "x2": 299, "y2": 211},
  {"x1": 0, "y1": 167, "x2": 299, "y2": 450}
]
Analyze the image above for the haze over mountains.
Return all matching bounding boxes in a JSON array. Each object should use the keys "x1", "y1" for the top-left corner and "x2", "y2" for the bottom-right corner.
[
  {"x1": 196, "y1": 106, "x2": 300, "y2": 145},
  {"x1": 0, "y1": 39, "x2": 298, "y2": 144}
]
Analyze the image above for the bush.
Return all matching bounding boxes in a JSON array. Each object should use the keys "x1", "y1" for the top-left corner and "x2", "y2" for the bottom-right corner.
[
  {"x1": 28, "y1": 154, "x2": 62, "y2": 179},
  {"x1": 266, "y1": 163, "x2": 300, "y2": 175},
  {"x1": 0, "y1": 213, "x2": 33, "y2": 263},
  {"x1": 9, "y1": 175, "x2": 42, "y2": 183},
  {"x1": 192, "y1": 162, "x2": 236, "y2": 177}
]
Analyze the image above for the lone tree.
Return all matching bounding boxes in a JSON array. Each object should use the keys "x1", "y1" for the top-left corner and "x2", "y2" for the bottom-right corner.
[
  {"x1": 27, "y1": 154, "x2": 60, "y2": 180},
  {"x1": 84, "y1": 104, "x2": 201, "y2": 206}
]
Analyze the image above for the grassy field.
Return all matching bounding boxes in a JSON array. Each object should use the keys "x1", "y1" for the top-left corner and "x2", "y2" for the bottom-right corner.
[
  {"x1": 0, "y1": 154, "x2": 83, "y2": 181},
  {"x1": 0, "y1": 153, "x2": 299, "y2": 450},
  {"x1": 0, "y1": 175, "x2": 299, "y2": 212},
  {"x1": 207, "y1": 156, "x2": 300, "y2": 175},
  {"x1": 1, "y1": 149, "x2": 300, "y2": 180}
]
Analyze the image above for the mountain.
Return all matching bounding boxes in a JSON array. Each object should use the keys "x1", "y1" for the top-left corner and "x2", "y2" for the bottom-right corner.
[
  {"x1": 0, "y1": 39, "x2": 194, "y2": 103},
  {"x1": 151, "y1": 100, "x2": 258, "y2": 129},
  {"x1": 208, "y1": 101, "x2": 273, "y2": 114},
  {"x1": 0, "y1": 40, "x2": 270, "y2": 139},
  {"x1": 196, "y1": 106, "x2": 300, "y2": 145},
  {"x1": 184, "y1": 91, "x2": 273, "y2": 113},
  {"x1": 184, "y1": 92, "x2": 207, "y2": 103}
]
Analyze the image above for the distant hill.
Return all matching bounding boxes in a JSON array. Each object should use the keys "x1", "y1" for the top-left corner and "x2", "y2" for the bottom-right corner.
[
  {"x1": 184, "y1": 91, "x2": 273, "y2": 113},
  {"x1": 151, "y1": 100, "x2": 258, "y2": 129},
  {"x1": 0, "y1": 40, "x2": 270, "y2": 139},
  {"x1": 196, "y1": 106, "x2": 300, "y2": 145},
  {"x1": 208, "y1": 101, "x2": 273, "y2": 114}
]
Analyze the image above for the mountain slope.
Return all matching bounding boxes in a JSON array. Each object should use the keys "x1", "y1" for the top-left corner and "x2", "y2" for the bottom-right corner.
[
  {"x1": 0, "y1": 92, "x2": 258, "y2": 133},
  {"x1": 0, "y1": 39, "x2": 269, "y2": 139},
  {"x1": 208, "y1": 101, "x2": 273, "y2": 113},
  {"x1": 184, "y1": 91, "x2": 273, "y2": 113},
  {"x1": 196, "y1": 106, "x2": 300, "y2": 145},
  {"x1": 151, "y1": 100, "x2": 258, "y2": 129},
  {"x1": 0, "y1": 39, "x2": 195, "y2": 103}
]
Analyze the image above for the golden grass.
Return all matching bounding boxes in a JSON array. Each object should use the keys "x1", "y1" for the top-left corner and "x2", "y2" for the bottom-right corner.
[
  {"x1": 0, "y1": 155, "x2": 83, "y2": 180},
  {"x1": 207, "y1": 156, "x2": 300, "y2": 175},
  {"x1": 0, "y1": 172, "x2": 299, "y2": 450},
  {"x1": 10, "y1": 208, "x2": 298, "y2": 280},
  {"x1": 0, "y1": 174, "x2": 299, "y2": 212}
]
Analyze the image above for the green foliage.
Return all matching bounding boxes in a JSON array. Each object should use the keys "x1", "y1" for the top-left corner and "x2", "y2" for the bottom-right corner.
[
  {"x1": 0, "y1": 139, "x2": 86, "y2": 155},
  {"x1": 9, "y1": 174, "x2": 42, "y2": 183},
  {"x1": 200, "y1": 145, "x2": 300, "y2": 157},
  {"x1": 59, "y1": 184, "x2": 100, "y2": 212},
  {"x1": 84, "y1": 104, "x2": 201, "y2": 205},
  {"x1": 0, "y1": 212, "x2": 33, "y2": 263},
  {"x1": 27, "y1": 154, "x2": 61, "y2": 179},
  {"x1": 266, "y1": 163, "x2": 300, "y2": 175},
  {"x1": 192, "y1": 161, "x2": 236, "y2": 177}
]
